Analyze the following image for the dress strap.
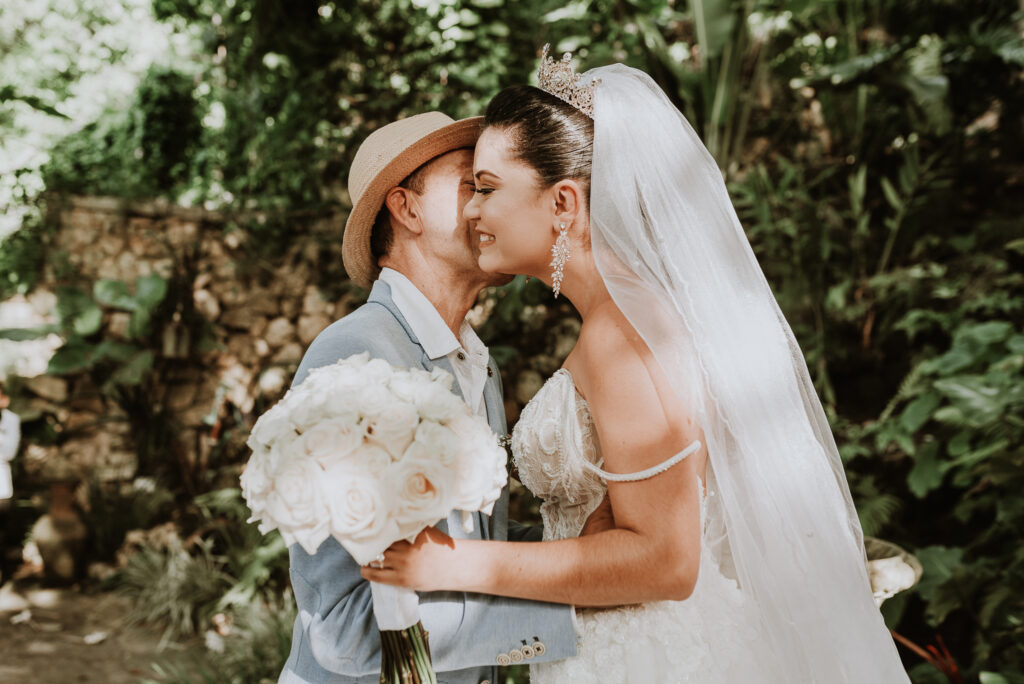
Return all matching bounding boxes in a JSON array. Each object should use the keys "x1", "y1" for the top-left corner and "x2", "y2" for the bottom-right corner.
[{"x1": 582, "y1": 440, "x2": 702, "y2": 482}]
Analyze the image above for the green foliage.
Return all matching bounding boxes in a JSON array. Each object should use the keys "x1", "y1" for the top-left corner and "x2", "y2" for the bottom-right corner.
[
  {"x1": 193, "y1": 488, "x2": 290, "y2": 609},
  {"x1": 0, "y1": 209, "x2": 52, "y2": 298},
  {"x1": 146, "y1": 595, "x2": 297, "y2": 684},
  {"x1": 82, "y1": 478, "x2": 175, "y2": 562},
  {"x1": 41, "y1": 66, "x2": 202, "y2": 198},
  {"x1": 47, "y1": 275, "x2": 168, "y2": 389},
  {"x1": 117, "y1": 537, "x2": 231, "y2": 642}
]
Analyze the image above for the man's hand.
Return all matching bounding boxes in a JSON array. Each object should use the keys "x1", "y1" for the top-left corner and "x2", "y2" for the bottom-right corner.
[{"x1": 581, "y1": 493, "x2": 614, "y2": 536}]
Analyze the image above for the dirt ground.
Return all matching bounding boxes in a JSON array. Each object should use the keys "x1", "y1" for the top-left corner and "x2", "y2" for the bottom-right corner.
[{"x1": 0, "y1": 581, "x2": 198, "y2": 683}]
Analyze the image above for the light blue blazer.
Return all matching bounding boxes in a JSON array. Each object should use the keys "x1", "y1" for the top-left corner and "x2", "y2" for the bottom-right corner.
[{"x1": 279, "y1": 280, "x2": 577, "y2": 684}]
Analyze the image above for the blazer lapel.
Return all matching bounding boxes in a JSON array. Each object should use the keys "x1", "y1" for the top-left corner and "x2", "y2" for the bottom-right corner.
[{"x1": 368, "y1": 280, "x2": 485, "y2": 538}]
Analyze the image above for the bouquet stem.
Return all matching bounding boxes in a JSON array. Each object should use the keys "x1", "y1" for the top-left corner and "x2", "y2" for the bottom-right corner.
[{"x1": 379, "y1": 621, "x2": 436, "y2": 684}]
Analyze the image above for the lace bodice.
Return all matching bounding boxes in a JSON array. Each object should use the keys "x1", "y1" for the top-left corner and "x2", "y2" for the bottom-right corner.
[
  {"x1": 511, "y1": 369, "x2": 608, "y2": 541},
  {"x1": 509, "y1": 369, "x2": 768, "y2": 683}
]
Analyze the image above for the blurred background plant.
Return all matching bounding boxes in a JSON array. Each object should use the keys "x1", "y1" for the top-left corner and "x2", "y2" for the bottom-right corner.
[{"x1": 0, "y1": 0, "x2": 1021, "y2": 682}]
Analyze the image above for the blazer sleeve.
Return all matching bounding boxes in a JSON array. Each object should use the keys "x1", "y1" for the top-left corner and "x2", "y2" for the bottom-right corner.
[
  {"x1": 285, "y1": 314, "x2": 577, "y2": 677},
  {"x1": 290, "y1": 538, "x2": 577, "y2": 677}
]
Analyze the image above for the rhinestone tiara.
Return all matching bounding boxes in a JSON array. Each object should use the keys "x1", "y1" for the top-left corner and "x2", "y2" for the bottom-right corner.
[{"x1": 536, "y1": 43, "x2": 597, "y2": 119}]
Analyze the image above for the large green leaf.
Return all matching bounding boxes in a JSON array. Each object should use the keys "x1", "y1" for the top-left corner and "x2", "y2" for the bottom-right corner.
[
  {"x1": 93, "y1": 279, "x2": 138, "y2": 310},
  {"x1": 0, "y1": 326, "x2": 58, "y2": 341},
  {"x1": 788, "y1": 45, "x2": 901, "y2": 89},
  {"x1": 926, "y1": 576, "x2": 964, "y2": 626},
  {"x1": 134, "y1": 273, "x2": 169, "y2": 310},
  {"x1": 899, "y1": 391, "x2": 940, "y2": 433},
  {"x1": 960, "y1": 321, "x2": 1014, "y2": 346},
  {"x1": 908, "y1": 442, "x2": 944, "y2": 498},
  {"x1": 94, "y1": 340, "x2": 139, "y2": 363},
  {"x1": 108, "y1": 350, "x2": 155, "y2": 386},
  {"x1": 47, "y1": 343, "x2": 95, "y2": 375},
  {"x1": 73, "y1": 304, "x2": 103, "y2": 336},
  {"x1": 914, "y1": 545, "x2": 963, "y2": 602},
  {"x1": 979, "y1": 674, "x2": 1011, "y2": 684},
  {"x1": 933, "y1": 375, "x2": 1003, "y2": 426},
  {"x1": 691, "y1": 0, "x2": 735, "y2": 60}
]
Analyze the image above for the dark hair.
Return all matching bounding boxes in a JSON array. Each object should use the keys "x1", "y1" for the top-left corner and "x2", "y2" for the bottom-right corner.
[
  {"x1": 483, "y1": 85, "x2": 593, "y2": 197},
  {"x1": 370, "y1": 162, "x2": 429, "y2": 259}
]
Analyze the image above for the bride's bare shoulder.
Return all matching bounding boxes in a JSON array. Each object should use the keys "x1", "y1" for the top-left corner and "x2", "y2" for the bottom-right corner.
[{"x1": 570, "y1": 301, "x2": 698, "y2": 462}]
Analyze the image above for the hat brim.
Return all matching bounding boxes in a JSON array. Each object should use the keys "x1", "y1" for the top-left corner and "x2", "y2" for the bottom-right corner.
[{"x1": 342, "y1": 116, "x2": 484, "y2": 288}]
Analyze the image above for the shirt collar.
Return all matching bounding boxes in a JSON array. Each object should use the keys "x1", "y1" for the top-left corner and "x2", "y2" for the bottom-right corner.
[{"x1": 379, "y1": 268, "x2": 467, "y2": 361}]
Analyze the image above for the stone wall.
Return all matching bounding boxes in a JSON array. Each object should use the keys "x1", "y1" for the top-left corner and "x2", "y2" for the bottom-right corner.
[{"x1": 3, "y1": 195, "x2": 352, "y2": 492}]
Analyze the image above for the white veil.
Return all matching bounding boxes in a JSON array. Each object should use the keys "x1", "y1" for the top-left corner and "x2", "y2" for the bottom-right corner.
[{"x1": 585, "y1": 64, "x2": 909, "y2": 682}]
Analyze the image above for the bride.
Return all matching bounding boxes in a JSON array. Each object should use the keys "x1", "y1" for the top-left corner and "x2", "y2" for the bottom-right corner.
[{"x1": 362, "y1": 47, "x2": 910, "y2": 683}]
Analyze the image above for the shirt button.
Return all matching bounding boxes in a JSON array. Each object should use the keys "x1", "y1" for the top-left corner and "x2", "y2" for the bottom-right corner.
[
  {"x1": 457, "y1": 351, "x2": 466, "y2": 361},
  {"x1": 487, "y1": 366, "x2": 494, "y2": 377}
]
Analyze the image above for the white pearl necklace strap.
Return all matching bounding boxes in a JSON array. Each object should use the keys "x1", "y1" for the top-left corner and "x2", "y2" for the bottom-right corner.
[{"x1": 582, "y1": 440, "x2": 702, "y2": 482}]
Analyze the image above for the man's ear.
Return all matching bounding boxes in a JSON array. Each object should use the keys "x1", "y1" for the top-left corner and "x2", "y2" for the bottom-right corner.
[
  {"x1": 551, "y1": 179, "x2": 585, "y2": 234},
  {"x1": 384, "y1": 187, "x2": 423, "y2": 236}
]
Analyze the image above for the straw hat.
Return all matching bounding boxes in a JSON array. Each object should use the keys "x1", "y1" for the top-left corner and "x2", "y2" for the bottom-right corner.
[{"x1": 342, "y1": 112, "x2": 483, "y2": 288}]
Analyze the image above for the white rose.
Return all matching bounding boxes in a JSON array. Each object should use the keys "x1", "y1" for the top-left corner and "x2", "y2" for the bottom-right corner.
[
  {"x1": 388, "y1": 374, "x2": 423, "y2": 404},
  {"x1": 358, "y1": 382, "x2": 395, "y2": 421},
  {"x1": 287, "y1": 521, "x2": 332, "y2": 557},
  {"x1": 429, "y1": 366, "x2": 454, "y2": 388},
  {"x1": 240, "y1": 452, "x2": 275, "y2": 503},
  {"x1": 411, "y1": 420, "x2": 461, "y2": 466},
  {"x1": 263, "y1": 457, "x2": 330, "y2": 554},
  {"x1": 325, "y1": 390, "x2": 361, "y2": 424},
  {"x1": 367, "y1": 401, "x2": 420, "y2": 457},
  {"x1": 249, "y1": 406, "x2": 294, "y2": 450},
  {"x1": 320, "y1": 464, "x2": 390, "y2": 543},
  {"x1": 289, "y1": 395, "x2": 329, "y2": 432},
  {"x1": 389, "y1": 457, "x2": 452, "y2": 526},
  {"x1": 446, "y1": 415, "x2": 508, "y2": 512},
  {"x1": 301, "y1": 418, "x2": 367, "y2": 464},
  {"x1": 413, "y1": 382, "x2": 464, "y2": 422},
  {"x1": 363, "y1": 357, "x2": 396, "y2": 384}
]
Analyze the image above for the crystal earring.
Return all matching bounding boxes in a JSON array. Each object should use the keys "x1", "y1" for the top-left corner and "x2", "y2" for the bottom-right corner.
[{"x1": 550, "y1": 222, "x2": 570, "y2": 298}]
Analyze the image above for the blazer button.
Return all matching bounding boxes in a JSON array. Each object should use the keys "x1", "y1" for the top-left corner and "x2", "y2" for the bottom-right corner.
[
  {"x1": 532, "y1": 640, "x2": 546, "y2": 656},
  {"x1": 521, "y1": 644, "x2": 536, "y2": 659},
  {"x1": 480, "y1": 680, "x2": 491, "y2": 684},
  {"x1": 509, "y1": 648, "x2": 524, "y2": 663},
  {"x1": 496, "y1": 653, "x2": 512, "y2": 666}
]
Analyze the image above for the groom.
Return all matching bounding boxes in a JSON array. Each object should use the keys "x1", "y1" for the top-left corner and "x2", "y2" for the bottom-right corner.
[{"x1": 279, "y1": 112, "x2": 578, "y2": 684}]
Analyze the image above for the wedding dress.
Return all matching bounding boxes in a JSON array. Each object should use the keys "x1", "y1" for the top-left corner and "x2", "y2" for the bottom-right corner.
[
  {"x1": 512, "y1": 368, "x2": 769, "y2": 683},
  {"x1": 506, "y1": 57, "x2": 908, "y2": 681}
]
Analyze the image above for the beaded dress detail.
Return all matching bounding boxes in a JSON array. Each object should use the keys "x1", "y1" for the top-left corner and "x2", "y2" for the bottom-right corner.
[{"x1": 511, "y1": 369, "x2": 765, "y2": 683}]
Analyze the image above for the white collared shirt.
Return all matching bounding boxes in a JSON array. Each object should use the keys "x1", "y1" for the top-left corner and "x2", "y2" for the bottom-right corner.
[{"x1": 378, "y1": 268, "x2": 490, "y2": 418}]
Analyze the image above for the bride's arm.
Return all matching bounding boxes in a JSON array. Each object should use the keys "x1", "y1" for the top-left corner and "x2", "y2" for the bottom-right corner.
[{"x1": 363, "y1": 313, "x2": 705, "y2": 606}]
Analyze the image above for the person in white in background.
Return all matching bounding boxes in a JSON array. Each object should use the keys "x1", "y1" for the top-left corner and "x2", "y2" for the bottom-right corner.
[{"x1": 0, "y1": 380, "x2": 19, "y2": 501}]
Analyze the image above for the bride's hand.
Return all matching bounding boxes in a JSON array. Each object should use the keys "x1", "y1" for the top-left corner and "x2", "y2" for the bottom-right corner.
[
  {"x1": 581, "y1": 493, "x2": 615, "y2": 536},
  {"x1": 360, "y1": 526, "x2": 460, "y2": 592}
]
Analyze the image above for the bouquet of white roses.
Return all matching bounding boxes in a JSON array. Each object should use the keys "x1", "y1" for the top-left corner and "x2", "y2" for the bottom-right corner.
[{"x1": 241, "y1": 352, "x2": 508, "y2": 684}]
